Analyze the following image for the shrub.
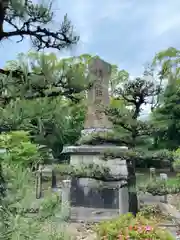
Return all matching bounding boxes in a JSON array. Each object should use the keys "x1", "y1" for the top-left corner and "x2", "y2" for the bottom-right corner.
[
  {"x1": 53, "y1": 163, "x2": 125, "y2": 181},
  {"x1": 138, "y1": 204, "x2": 163, "y2": 220},
  {"x1": 0, "y1": 131, "x2": 41, "y2": 167},
  {"x1": 77, "y1": 131, "x2": 126, "y2": 145},
  {"x1": 173, "y1": 148, "x2": 180, "y2": 172},
  {"x1": 95, "y1": 213, "x2": 174, "y2": 239},
  {"x1": 0, "y1": 164, "x2": 69, "y2": 240},
  {"x1": 138, "y1": 177, "x2": 180, "y2": 195},
  {"x1": 0, "y1": 131, "x2": 70, "y2": 239}
]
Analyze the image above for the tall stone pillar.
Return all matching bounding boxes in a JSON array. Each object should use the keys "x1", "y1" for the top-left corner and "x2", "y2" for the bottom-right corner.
[{"x1": 82, "y1": 58, "x2": 112, "y2": 135}]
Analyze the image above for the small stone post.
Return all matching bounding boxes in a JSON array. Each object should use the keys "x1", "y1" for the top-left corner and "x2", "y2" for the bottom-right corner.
[
  {"x1": 36, "y1": 165, "x2": 43, "y2": 199},
  {"x1": 160, "y1": 173, "x2": 168, "y2": 203},
  {"x1": 118, "y1": 182, "x2": 129, "y2": 214},
  {"x1": 61, "y1": 179, "x2": 71, "y2": 220},
  {"x1": 149, "y1": 167, "x2": 156, "y2": 181}
]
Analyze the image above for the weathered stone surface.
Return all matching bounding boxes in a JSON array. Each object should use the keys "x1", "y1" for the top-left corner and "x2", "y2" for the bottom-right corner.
[
  {"x1": 83, "y1": 58, "x2": 112, "y2": 135},
  {"x1": 65, "y1": 146, "x2": 128, "y2": 178},
  {"x1": 70, "y1": 207, "x2": 119, "y2": 222},
  {"x1": 63, "y1": 145, "x2": 128, "y2": 154},
  {"x1": 70, "y1": 177, "x2": 120, "y2": 209},
  {"x1": 63, "y1": 145, "x2": 129, "y2": 217}
]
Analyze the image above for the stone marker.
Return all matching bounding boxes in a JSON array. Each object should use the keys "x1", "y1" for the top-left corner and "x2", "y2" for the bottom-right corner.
[
  {"x1": 61, "y1": 179, "x2": 71, "y2": 220},
  {"x1": 160, "y1": 173, "x2": 168, "y2": 203},
  {"x1": 150, "y1": 167, "x2": 156, "y2": 180},
  {"x1": 118, "y1": 182, "x2": 129, "y2": 215},
  {"x1": 36, "y1": 165, "x2": 43, "y2": 199},
  {"x1": 82, "y1": 57, "x2": 112, "y2": 135}
]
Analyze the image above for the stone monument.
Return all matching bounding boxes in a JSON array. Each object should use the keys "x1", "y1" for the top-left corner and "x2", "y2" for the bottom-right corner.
[
  {"x1": 62, "y1": 57, "x2": 129, "y2": 220},
  {"x1": 82, "y1": 57, "x2": 112, "y2": 135}
]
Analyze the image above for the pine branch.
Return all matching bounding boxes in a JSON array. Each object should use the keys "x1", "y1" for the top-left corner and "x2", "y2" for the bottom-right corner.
[
  {"x1": 0, "y1": 0, "x2": 79, "y2": 50},
  {"x1": 0, "y1": 67, "x2": 88, "y2": 105}
]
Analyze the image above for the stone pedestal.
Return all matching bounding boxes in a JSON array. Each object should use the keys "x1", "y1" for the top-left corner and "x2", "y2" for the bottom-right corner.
[
  {"x1": 62, "y1": 145, "x2": 129, "y2": 214},
  {"x1": 63, "y1": 145, "x2": 127, "y2": 171}
]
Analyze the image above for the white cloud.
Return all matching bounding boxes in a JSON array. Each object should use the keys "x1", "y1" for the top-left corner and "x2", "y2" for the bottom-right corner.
[
  {"x1": 1, "y1": 0, "x2": 180, "y2": 74},
  {"x1": 57, "y1": 0, "x2": 134, "y2": 52},
  {"x1": 147, "y1": 1, "x2": 180, "y2": 37},
  {"x1": 61, "y1": 0, "x2": 180, "y2": 72},
  {"x1": 94, "y1": 1, "x2": 133, "y2": 21}
]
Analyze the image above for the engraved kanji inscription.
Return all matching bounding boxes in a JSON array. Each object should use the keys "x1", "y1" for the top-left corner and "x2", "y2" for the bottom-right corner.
[{"x1": 83, "y1": 58, "x2": 112, "y2": 129}]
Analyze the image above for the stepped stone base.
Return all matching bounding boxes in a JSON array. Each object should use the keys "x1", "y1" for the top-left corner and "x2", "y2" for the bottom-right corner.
[{"x1": 62, "y1": 144, "x2": 129, "y2": 216}]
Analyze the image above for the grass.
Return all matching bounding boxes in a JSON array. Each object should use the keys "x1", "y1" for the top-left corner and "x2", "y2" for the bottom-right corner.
[
  {"x1": 38, "y1": 169, "x2": 177, "y2": 193},
  {"x1": 136, "y1": 169, "x2": 177, "y2": 184},
  {"x1": 165, "y1": 177, "x2": 180, "y2": 186},
  {"x1": 136, "y1": 171, "x2": 180, "y2": 187}
]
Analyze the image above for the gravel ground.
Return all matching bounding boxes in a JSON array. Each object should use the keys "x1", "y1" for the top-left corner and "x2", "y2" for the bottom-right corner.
[
  {"x1": 70, "y1": 207, "x2": 119, "y2": 222},
  {"x1": 168, "y1": 193, "x2": 180, "y2": 210},
  {"x1": 66, "y1": 223, "x2": 96, "y2": 240}
]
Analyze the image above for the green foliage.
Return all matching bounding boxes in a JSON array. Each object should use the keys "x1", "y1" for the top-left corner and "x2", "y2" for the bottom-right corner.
[
  {"x1": 53, "y1": 163, "x2": 121, "y2": 182},
  {"x1": 0, "y1": 0, "x2": 78, "y2": 50},
  {"x1": 0, "y1": 52, "x2": 91, "y2": 104},
  {"x1": 103, "y1": 148, "x2": 141, "y2": 161},
  {"x1": 138, "y1": 177, "x2": 180, "y2": 196},
  {"x1": 173, "y1": 148, "x2": 180, "y2": 171},
  {"x1": 0, "y1": 131, "x2": 69, "y2": 239},
  {"x1": 106, "y1": 77, "x2": 160, "y2": 148},
  {"x1": 138, "y1": 205, "x2": 163, "y2": 220},
  {"x1": 153, "y1": 47, "x2": 180, "y2": 82},
  {"x1": 77, "y1": 131, "x2": 127, "y2": 146},
  {"x1": 151, "y1": 83, "x2": 180, "y2": 150},
  {"x1": 53, "y1": 162, "x2": 127, "y2": 182},
  {"x1": 53, "y1": 164, "x2": 72, "y2": 176},
  {"x1": 0, "y1": 52, "x2": 90, "y2": 158},
  {"x1": 151, "y1": 47, "x2": 180, "y2": 150},
  {"x1": 103, "y1": 148, "x2": 172, "y2": 167},
  {"x1": 0, "y1": 95, "x2": 85, "y2": 158},
  {"x1": 0, "y1": 131, "x2": 41, "y2": 166},
  {"x1": 109, "y1": 66, "x2": 129, "y2": 95},
  {"x1": 38, "y1": 193, "x2": 61, "y2": 220},
  {"x1": 0, "y1": 52, "x2": 132, "y2": 161},
  {"x1": 138, "y1": 149, "x2": 173, "y2": 167},
  {"x1": 0, "y1": 130, "x2": 30, "y2": 148},
  {"x1": 95, "y1": 213, "x2": 174, "y2": 239},
  {"x1": 0, "y1": 164, "x2": 69, "y2": 240}
]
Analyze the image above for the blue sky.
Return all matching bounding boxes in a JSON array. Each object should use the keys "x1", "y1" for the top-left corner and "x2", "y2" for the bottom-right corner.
[{"x1": 0, "y1": 0, "x2": 180, "y2": 76}]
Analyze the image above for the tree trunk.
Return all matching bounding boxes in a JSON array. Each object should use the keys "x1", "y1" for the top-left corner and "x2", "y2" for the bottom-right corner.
[
  {"x1": 170, "y1": 161, "x2": 174, "y2": 172},
  {"x1": 127, "y1": 133, "x2": 138, "y2": 215},
  {"x1": 0, "y1": 163, "x2": 6, "y2": 199},
  {"x1": 0, "y1": 0, "x2": 8, "y2": 40},
  {"x1": 51, "y1": 170, "x2": 57, "y2": 188},
  {"x1": 127, "y1": 159, "x2": 138, "y2": 216}
]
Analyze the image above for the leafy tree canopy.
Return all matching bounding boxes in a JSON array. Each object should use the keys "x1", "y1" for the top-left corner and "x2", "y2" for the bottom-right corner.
[{"x1": 151, "y1": 47, "x2": 180, "y2": 150}]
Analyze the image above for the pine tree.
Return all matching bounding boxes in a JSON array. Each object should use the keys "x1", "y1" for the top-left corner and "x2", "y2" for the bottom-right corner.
[
  {"x1": 106, "y1": 77, "x2": 160, "y2": 215},
  {"x1": 152, "y1": 83, "x2": 180, "y2": 150},
  {"x1": 0, "y1": 1, "x2": 81, "y2": 103},
  {"x1": 152, "y1": 47, "x2": 180, "y2": 150},
  {"x1": 0, "y1": 0, "x2": 78, "y2": 48}
]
